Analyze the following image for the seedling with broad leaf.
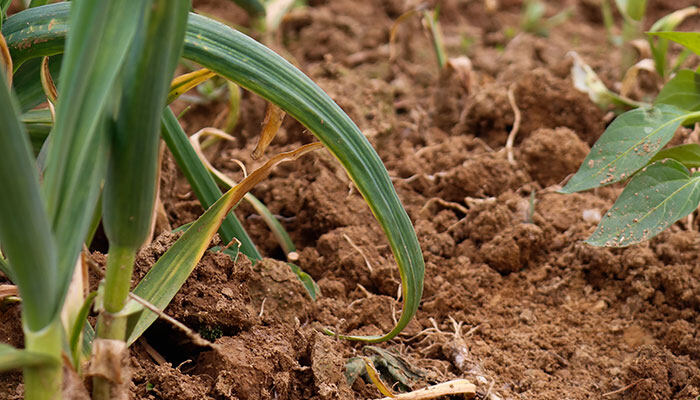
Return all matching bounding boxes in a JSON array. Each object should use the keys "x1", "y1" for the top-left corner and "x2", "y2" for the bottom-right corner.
[
  {"x1": 0, "y1": 1, "x2": 425, "y2": 399},
  {"x1": 562, "y1": 32, "x2": 700, "y2": 248}
]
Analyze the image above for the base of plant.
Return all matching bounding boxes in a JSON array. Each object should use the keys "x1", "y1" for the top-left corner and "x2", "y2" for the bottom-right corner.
[{"x1": 23, "y1": 319, "x2": 63, "y2": 400}]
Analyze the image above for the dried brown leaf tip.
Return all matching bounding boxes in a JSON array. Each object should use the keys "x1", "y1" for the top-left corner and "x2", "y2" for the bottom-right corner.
[
  {"x1": 41, "y1": 56, "x2": 59, "y2": 104},
  {"x1": 0, "y1": 32, "x2": 12, "y2": 87},
  {"x1": 253, "y1": 102, "x2": 286, "y2": 160}
]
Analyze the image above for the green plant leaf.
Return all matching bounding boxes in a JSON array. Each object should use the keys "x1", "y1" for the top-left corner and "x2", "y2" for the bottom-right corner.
[
  {"x1": 189, "y1": 127, "x2": 297, "y2": 256},
  {"x1": 12, "y1": 55, "x2": 62, "y2": 112},
  {"x1": 615, "y1": 0, "x2": 646, "y2": 21},
  {"x1": 655, "y1": 69, "x2": 700, "y2": 111},
  {"x1": 650, "y1": 144, "x2": 700, "y2": 168},
  {"x1": 162, "y1": 108, "x2": 262, "y2": 261},
  {"x1": 649, "y1": 32, "x2": 700, "y2": 56},
  {"x1": 0, "y1": 0, "x2": 10, "y2": 28},
  {"x1": 0, "y1": 257, "x2": 14, "y2": 282},
  {"x1": 560, "y1": 104, "x2": 692, "y2": 193},
  {"x1": 0, "y1": 344, "x2": 58, "y2": 372},
  {"x1": 185, "y1": 13, "x2": 424, "y2": 342},
  {"x1": 587, "y1": 159, "x2": 700, "y2": 247},
  {"x1": 68, "y1": 291, "x2": 97, "y2": 365},
  {"x1": 28, "y1": 0, "x2": 50, "y2": 7},
  {"x1": 4, "y1": 3, "x2": 426, "y2": 343},
  {"x1": 228, "y1": 0, "x2": 266, "y2": 17},
  {"x1": 125, "y1": 143, "x2": 322, "y2": 345},
  {"x1": 288, "y1": 262, "x2": 319, "y2": 300},
  {"x1": 102, "y1": 0, "x2": 189, "y2": 251},
  {"x1": 43, "y1": 0, "x2": 149, "y2": 322},
  {"x1": 647, "y1": 6, "x2": 699, "y2": 77},
  {"x1": 0, "y1": 69, "x2": 58, "y2": 332}
]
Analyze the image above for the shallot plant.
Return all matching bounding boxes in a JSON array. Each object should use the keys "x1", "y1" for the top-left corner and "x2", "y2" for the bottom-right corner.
[{"x1": 0, "y1": 1, "x2": 425, "y2": 399}]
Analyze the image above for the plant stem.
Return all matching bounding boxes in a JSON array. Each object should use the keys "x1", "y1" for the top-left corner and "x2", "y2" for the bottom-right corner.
[
  {"x1": 98, "y1": 244, "x2": 136, "y2": 340},
  {"x1": 23, "y1": 318, "x2": 62, "y2": 400},
  {"x1": 93, "y1": 245, "x2": 136, "y2": 400}
]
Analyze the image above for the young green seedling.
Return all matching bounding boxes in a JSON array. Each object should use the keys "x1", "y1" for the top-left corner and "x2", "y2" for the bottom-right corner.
[{"x1": 562, "y1": 32, "x2": 700, "y2": 247}]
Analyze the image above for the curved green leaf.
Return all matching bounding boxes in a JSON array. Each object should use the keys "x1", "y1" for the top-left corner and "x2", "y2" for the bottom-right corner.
[
  {"x1": 655, "y1": 69, "x2": 700, "y2": 111},
  {"x1": 561, "y1": 104, "x2": 693, "y2": 193},
  {"x1": 289, "y1": 262, "x2": 319, "y2": 300},
  {"x1": 588, "y1": 159, "x2": 700, "y2": 247},
  {"x1": 0, "y1": 68, "x2": 57, "y2": 331},
  {"x1": 649, "y1": 32, "x2": 700, "y2": 56},
  {"x1": 162, "y1": 108, "x2": 262, "y2": 260},
  {"x1": 125, "y1": 144, "x2": 321, "y2": 345},
  {"x1": 185, "y1": 13, "x2": 424, "y2": 342},
  {"x1": 4, "y1": 3, "x2": 425, "y2": 343}
]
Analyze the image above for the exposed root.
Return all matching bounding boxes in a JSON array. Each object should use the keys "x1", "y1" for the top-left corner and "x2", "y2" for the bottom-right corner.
[
  {"x1": 343, "y1": 234, "x2": 373, "y2": 272},
  {"x1": 420, "y1": 197, "x2": 468, "y2": 216},
  {"x1": 138, "y1": 338, "x2": 167, "y2": 366},
  {"x1": 128, "y1": 293, "x2": 218, "y2": 350},
  {"x1": 602, "y1": 379, "x2": 646, "y2": 397},
  {"x1": 0, "y1": 284, "x2": 18, "y2": 299},
  {"x1": 377, "y1": 379, "x2": 476, "y2": 400},
  {"x1": 259, "y1": 297, "x2": 267, "y2": 318},
  {"x1": 505, "y1": 83, "x2": 521, "y2": 166}
]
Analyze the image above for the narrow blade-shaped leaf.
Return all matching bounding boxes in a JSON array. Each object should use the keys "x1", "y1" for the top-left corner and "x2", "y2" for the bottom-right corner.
[
  {"x1": 42, "y1": 0, "x2": 148, "y2": 316},
  {"x1": 0, "y1": 344, "x2": 58, "y2": 372},
  {"x1": 167, "y1": 68, "x2": 216, "y2": 104},
  {"x1": 13, "y1": 55, "x2": 62, "y2": 112},
  {"x1": 588, "y1": 159, "x2": 700, "y2": 247},
  {"x1": 162, "y1": 108, "x2": 262, "y2": 260},
  {"x1": 0, "y1": 70, "x2": 57, "y2": 331},
  {"x1": 189, "y1": 127, "x2": 297, "y2": 255},
  {"x1": 649, "y1": 32, "x2": 700, "y2": 56},
  {"x1": 655, "y1": 69, "x2": 700, "y2": 111},
  {"x1": 103, "y1": 0, "x2": 190, "y2": 250},
  {"x1": 125, "y1": 143, "x2": 321, "y2": 345},
  {"x1": 3, "y1": 3, "x2": 426, "y2": 343},
  {"x1": 561, "y1": 104, "x2": 691, "y2": 193},
  {"x1": 288, "y1": 262, "x2": 319, "y2": 300},
  {"x1": 185, "y1": 13, "x2": 424, "y2": 342}
]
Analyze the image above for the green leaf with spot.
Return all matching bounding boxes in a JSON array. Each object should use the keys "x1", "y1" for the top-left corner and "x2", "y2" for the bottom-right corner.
[
  {"x1": 560, "y1": 104, "x2": 692, "y2": 193},
  {"x1": 650, "y1": 144, "x2": 700, "y2": 169},
  {"x1": 655, "y1": 69, "x2": 700, "y2": 111},
  {"x1": 587, "y1": 159, "x2": 700, "y2": 247}
]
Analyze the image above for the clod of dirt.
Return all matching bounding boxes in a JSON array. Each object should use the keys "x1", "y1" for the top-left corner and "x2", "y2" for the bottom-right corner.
[
  {"x1": 520, "y1": 127, "x2": 590, "y2": 187},
  {"x1": 311, "y1": 332, "x2": 354, "y2": 400},
  {"x1": 432, "y1": 154, "x2": 529, "y2": 202},
  {"x1": 194, "y1": 325, "x2": 309, "y2": 400},
  {"x1": 478, "y1": 223, "x2": 544, "y2": 274},
  {"x1": 455, "y1": 68, "x2": 605, "y2": 147},
  {"x1": 620, "y1": 345, "x2": 700, "y2": 399}
]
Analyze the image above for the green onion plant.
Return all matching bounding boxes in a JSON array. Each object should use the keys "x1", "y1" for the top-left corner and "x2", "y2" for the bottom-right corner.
[{"x1": 0, "y1": 1, "x2": 425, "y2": 399}]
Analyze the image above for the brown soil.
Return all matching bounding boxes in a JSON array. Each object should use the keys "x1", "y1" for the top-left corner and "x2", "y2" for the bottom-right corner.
[{"x1": 3, "y1": 0, "x2": 700, "y2": 399}]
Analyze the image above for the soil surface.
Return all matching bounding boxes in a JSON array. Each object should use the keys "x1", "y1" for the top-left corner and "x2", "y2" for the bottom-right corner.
[{"x1": 2, "y1": 0, "x2": 700, "y2": 399}]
